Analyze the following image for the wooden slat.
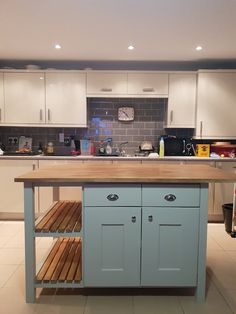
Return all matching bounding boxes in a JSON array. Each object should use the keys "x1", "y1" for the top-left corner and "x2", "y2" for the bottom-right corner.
[
  {"x1": 39, "y1": 201, "x2": 69, "y2": 232},
  {"x1": 67, "y1": 238, "x2": 82, "y2": 282},
  {"x1": 58, "y1": 239, "x2": 80, "y2": 281},
  {"x1": 43, "y1": 238, "x2": 69, "y2": 281},
  {"x1": 35, "y1": 201, "x2": 65, "y2": 232},
  {"x1": 74, "y1": 240, "x2": 82, "y2": 282},
  {"x1": 49, "y1": 202, "x2": 74, "y2": 232},
  {"x1": 65, "y1": 205, "x2": 81, "y2": 232},
  {"x1": 74, "y1": 211, "x2": 82, "y2": 232},
  {"x1": 37, "y1": 238, "x2": 63, "y2": 281},
  {"x1": 57, "y1": 202, "x2": 81, "y2": 232},
  {"x1": 50, "y1": 238, "x2": 75, "y2": 282}
]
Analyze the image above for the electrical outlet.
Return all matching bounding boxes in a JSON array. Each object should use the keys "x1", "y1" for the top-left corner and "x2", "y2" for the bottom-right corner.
[
  {"x1": 8, "y1": 137, "x2": 18, "y2": 145},
  {"x1": 8, "y1": 137, "x2": 14, "y2": 144},
  {"x1": 13, "y1": 137, "x2": 18, "y2": 144}
]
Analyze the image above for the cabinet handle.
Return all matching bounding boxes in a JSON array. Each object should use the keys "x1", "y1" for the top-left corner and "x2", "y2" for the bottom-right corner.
[
  {"x1": 101, "y1": 88, "x2": 112, "y2": 92},
  {"x1": 131, "y1": 216, "x2": 136, "y2": 223},
  {"x1": 32, "y1": 163, "x2": 36, "y2": 171},
  {"x1": 142, "y1": 87, "x2": 154, "y2": 92},
  {"x1": 164, "y1": 194, "x2": 176, "y2": 202},
  {"x1": 170, "y1": 110, "x2": 173, "y2": 123},
  {"x1": 200, "y1": 121, "x2": 203, "y2": 137},
  {"x1": 107, "y1": 194, "x2": 119, "y2": 201},
  {"x1": 39, "y1": 109, "x2": 43, "y2": 121},
  {"x1": 48, "y1": 109, "x2": 51, "y2": 121},
  {"x1": 148, "y1": 215, "x2": 153, "y2": 222}
]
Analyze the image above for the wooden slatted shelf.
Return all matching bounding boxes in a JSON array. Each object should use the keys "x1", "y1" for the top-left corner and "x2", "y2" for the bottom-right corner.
[
  {"x1": 36, "y1": 237, "x2": 82, "y2": 284},
  {"x1": 35, "y1": 201, "x2": 82, "y2": 234}
]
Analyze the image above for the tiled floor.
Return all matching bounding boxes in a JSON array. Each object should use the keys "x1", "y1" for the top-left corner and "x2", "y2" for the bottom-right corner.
[{"x1": 1, "y1": 222, "x2": 236, "y2": 313}]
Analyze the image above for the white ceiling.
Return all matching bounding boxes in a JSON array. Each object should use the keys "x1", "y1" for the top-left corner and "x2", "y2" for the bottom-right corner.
[{"x1": 1, "y1": 0, "x2": 236, "y2": 62}]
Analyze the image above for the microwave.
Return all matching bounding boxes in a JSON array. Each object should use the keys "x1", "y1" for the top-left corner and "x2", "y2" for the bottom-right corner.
[{"x1": 163, "y1": 137, "x2": 193, "y2": 156}]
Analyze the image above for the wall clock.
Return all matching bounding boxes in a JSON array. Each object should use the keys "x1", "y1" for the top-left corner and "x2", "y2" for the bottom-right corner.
[{"x1": 118, "y1": 106, "x2": 134, "y2": 121}]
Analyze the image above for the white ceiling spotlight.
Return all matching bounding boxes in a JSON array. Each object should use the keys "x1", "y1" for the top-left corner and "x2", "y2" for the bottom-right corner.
[
  {"x1": 54, "y1": 43, "x2": 62, "y2": 50},
  {"x1": 196, "y1": 46, "x2": 203, "y2": 51},
  {"x1": 128, "y1": 45, "x2": 135, "y2": 50}
]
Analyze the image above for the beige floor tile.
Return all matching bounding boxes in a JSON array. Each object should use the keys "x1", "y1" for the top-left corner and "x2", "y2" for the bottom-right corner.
[
  {"x1": 133, "y1": 295, "x2": 183, "y2": 314},
  {"x1": 219, "y1": 289, "x2": 236, "y2": 313},
  {"x1": 4, "y1": 264, "x2": 25, "y2": 291},
  {"x1": 207, "y1": 236, "x2": 223, "y2": 251},
  {"x1": 0, "y1": 235, "x2": 10, "y2": 247},
  {"x1": 0, "y1": 286, "x2": 36, "y2": 314},
  {"x1": 179, "y1": 288, "x2": 233, "y2": 314},
  {"x1": 51, "y1": 295, "x2": 87, "y2": 314},
  {"x1": 0, "y1": 264, "x2": 19, "y2": 288},
  {"x1": 208, "y1": 224, "x2": 236, "y2": 251},
  {"x1": 4, "y1": 232, "x2": 25, "y2": 248},
  {"x1": 84, "y1": 295, "x2": 133, "y2": 314},
  {"x1": 36, "y1": 237, "x2": 54, "y2": 249},
  {"x1": 0, "y1": 247, "x2": 24, "y2": 264},
  {"x1": 0, "y1": 222, "x2": 21, "y2": 237}
]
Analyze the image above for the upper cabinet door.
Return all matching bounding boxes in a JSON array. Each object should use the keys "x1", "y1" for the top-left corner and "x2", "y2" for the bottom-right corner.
[
  {"x1": 4, "y1": 72, "x2": 45, "y2": 125},
  {"x1": 167, "y1": 73, "x2": 196, "y2": 128},
  {"x1": 196, "y1": 72, "x2": 236, "y2": 139},
  {"x1": 86, "y1": 72, "x2": 127, "y2": 95},
  {"x1": 45, "y1": 72, "x2": 87, "y2": 126},
  {"x1": 127, "y1": 73, "x2": 168, "y2": 96},
  {"x1": 0, "y1": 73, "x2": 4, "y2": 123}
]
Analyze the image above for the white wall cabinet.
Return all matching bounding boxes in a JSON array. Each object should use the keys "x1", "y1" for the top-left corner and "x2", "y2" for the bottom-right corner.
[
  {"x1": 0, "y1": 73, "x2": 4, "y2": 123},
  {"x1": 4, "y1": 72, "x2": 45, "y2": 125},
  {"x1": 45, "y1": 72, "x2": 87, "y2": 126},
  {"x1": 86, "y1": 72, "x2": 127, "y2": 96},
  {"x1": 196, "y1": 71, "x2": 236, "y2": 139},
  {"x1": 127, "y1": 73, "x2": 168, "y2": 96},
  {"x1": 0, "y1": 159, "x2": 38, "y2": 217},
  {"x1": 167, "y1": 73, "x2": 196, "y2": 128}
]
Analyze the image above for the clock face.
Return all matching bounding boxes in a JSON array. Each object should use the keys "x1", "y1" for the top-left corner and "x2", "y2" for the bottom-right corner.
[{"x1": 118, "y1": 107, "x2": 134, "y2": 121}]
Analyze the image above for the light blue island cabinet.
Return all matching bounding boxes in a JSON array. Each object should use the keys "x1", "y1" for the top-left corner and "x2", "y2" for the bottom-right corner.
[
  {"x1": 15, "y1": 163, "x2": 236, "y2": 303},
  {"x1": 84, "y1": 184, "x2": 202, "y2": 291}
]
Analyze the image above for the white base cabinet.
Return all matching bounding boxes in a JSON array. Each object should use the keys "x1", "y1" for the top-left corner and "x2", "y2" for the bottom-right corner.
[{"x1": 0, "y1": 159, "x2": 38, "y2": 216}]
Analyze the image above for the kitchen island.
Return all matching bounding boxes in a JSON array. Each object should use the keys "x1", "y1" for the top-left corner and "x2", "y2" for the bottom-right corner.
[{"x1": 15, "y1": 163, "x2": 236, "y2": 303}]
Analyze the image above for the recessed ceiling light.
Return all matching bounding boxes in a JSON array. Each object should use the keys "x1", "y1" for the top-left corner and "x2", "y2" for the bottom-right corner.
[
  {"x1": 128, "y1": 45, "x2": 134, "y2": 50},
  {"x1": 55, "y1": 44, "x2": 61, "y2": 49},
  {"x1": 196, "y1": 46, "x2": 203, "y2": 51}
]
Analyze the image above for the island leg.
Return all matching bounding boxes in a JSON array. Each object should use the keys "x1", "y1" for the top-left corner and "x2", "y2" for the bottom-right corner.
[
  {"x1": 196, "y1": 183, "x2": 208, "y2": 302},
  {"x1": 24, "y1": 182, "x2": 36, "y2": 303}
]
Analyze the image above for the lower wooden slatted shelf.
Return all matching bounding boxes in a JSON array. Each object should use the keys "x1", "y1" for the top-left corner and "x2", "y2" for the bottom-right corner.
[
  {"x1": 35, "y1": 201, "x2": 82, "y2": 234},
  {"x1": 36, "y1": 237, "x2": 82, "y2": 284}
]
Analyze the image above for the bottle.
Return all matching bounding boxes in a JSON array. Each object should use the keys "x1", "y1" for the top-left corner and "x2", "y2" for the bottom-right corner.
[
  {"x1": 47, "y1": 142, "x2": 54, "y2": 154},
  {"x1": 159, "y1": 137, "x2": 164, "y2": 157},
  {"x1": 105, "y1": 140, "x2": 112, "y2": 155},
  {"x1": 38, "y1": 142, "x2": 43, "y2": 154}
]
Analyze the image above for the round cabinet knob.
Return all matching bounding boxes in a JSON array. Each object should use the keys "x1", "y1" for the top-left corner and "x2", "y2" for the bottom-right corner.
[
  {"x1": 107, "y1": 194, "x2": 119, "y2": 201},
  {"x1": 148, "y1": 215, "x2": 153, "y2": 222},
  {"x1": 164, "y1": 194, "x2": 176, "y2": 202},
  {"x1": 131, "y1": 216, "x2": 136, "y2": 223}
]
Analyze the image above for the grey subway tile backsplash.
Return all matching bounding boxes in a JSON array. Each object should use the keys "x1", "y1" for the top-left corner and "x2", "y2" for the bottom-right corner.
[{"x1": 0, "y1": 97, "x2": 194, "y2": 154}]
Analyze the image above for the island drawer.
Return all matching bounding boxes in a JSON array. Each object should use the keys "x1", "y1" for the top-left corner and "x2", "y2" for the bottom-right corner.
[
  {"x1": 142, "y1": 184, "x2": 200, "y2": 207},
  {"x1": 84, "y1": 184, "x2": 141, "y2": 206}
]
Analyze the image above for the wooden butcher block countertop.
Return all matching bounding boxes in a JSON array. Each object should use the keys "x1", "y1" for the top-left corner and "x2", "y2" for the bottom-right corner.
[{"x1": 15, "y1": 163, "x2": 236, "y2": 184}]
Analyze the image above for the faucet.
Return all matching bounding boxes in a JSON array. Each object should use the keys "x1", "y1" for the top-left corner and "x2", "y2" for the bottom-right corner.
[{"x1": 118, "y1": 141, "x2": 128, "y2": 156}]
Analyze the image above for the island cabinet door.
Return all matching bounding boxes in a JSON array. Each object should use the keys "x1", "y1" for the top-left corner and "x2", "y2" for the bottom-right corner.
[
  {"x1": 141, "y1": 207, "x2": 199, "y2": 286},
  {"x1": 84, "y1": 207, "x2": 141, "y2": 286}
]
